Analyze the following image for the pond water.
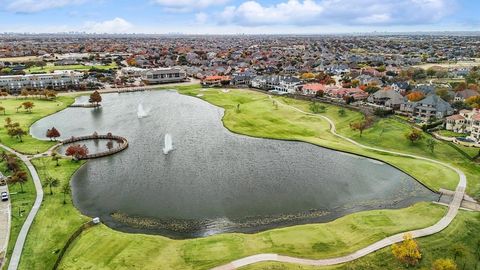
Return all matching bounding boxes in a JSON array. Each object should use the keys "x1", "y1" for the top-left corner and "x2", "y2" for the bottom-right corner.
[{"x1": 30, "y1": 91, "x2": 437, "y2": 238}]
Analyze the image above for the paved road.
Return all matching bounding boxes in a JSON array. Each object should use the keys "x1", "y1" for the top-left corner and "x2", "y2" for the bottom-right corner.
[
  {"x1": 0, "y1": 182, "x2": 11, "y2": 269},
  {"x1": 212, "y1": 99, "x2": 467, "y2": 270},
  {"x1": 0, "y1": 144, "x2": 44, "y2": 270}
]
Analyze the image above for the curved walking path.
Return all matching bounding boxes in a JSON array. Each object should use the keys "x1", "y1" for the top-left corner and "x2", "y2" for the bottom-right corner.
[
  {"x1": 212, "y1": 98, "x2": 467, "y2": 270},
  {"x1": 0, "y1": 144, "x2": 44, "y2": 270}
]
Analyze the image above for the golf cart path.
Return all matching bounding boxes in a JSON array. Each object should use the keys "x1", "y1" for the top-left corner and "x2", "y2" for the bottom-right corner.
[{"x1": 211, "y1": 98, "x2": 467, "y2": 270}]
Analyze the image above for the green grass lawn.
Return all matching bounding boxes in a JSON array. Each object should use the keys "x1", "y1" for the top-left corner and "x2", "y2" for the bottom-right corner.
[
  {"x1": 0, "y1": 160, "x2": 35, "y2": 270},
  {"x1": 437, "y1": 130, "x2": 468, "y2": 138},
  {"x1": 241, "y1": 210, "x2": 480, "y2": 270},
  {"x1": 25, "y1": 63, "x2": 117, "y2": 74},
  {"x1": 59, "y1": 203, "x2": 445, "y2": 270},
  {"x1": 0, "y1": 96, "x2": 75, "y2": 154},
  {"x1": 14, "y1": 158, "x2": 89, "y2": 270}
]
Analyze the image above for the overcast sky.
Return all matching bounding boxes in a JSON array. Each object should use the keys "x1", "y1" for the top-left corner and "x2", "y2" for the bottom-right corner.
[{"x1": 0, "y1": 0, "x2": 478, "y2": 34}]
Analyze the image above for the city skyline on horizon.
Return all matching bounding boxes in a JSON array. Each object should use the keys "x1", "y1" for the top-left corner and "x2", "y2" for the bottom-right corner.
[{"x1": 0, "y1": 0, "x2": 479, "y2": 35}]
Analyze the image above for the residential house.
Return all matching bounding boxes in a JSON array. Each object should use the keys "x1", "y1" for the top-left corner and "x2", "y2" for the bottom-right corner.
[
  {"x1": 445, "y1": 109, "x2": 480, "y2": 142},
  {"x1": 400, "y1": 94, "x2": 454, "y2": 121},
  {"x1": 201, "y1": 75, "x2": 231, "y2": 87},
  {"x1": 141, "y1": 68, "x2": 187, "y2": 84},
  {"x1": 453, "y1": 89, "x2": 479, "y2": 102},
  {"x1": 301, "y1": 84, "x2": 326, "y2": 96},
  {"x1": 367, "y1": 89, "x2": 405, "y2": 109}
]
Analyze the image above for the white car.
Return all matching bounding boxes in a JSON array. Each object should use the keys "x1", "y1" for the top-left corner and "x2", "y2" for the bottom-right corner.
[{"x1": 1, "y1": 192, "x2": 8, "y2": 201}]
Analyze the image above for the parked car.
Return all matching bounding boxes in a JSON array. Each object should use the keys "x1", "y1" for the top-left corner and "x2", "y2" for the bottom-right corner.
[{"x1": 1, "y1": 192, "x2": 8, "y2": 201}]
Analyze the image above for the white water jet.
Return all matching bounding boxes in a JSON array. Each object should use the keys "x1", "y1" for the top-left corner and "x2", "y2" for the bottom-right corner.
[
  {"x1": 163, "y1": 134, "x2": 173, "y2": 155},
  {"x1": 137, "y1": 104, "x2": 149, "y2": 119}
]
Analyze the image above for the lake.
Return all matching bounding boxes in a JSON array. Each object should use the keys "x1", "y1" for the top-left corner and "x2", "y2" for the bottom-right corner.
[{"x1": 30, "y1": 90, "x2": 437, "y2": 238}]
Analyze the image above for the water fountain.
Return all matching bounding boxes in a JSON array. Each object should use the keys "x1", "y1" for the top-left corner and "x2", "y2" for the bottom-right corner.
[
  {"x1": 163, "y1": 134, "x2": 173, "y2": 155},
  {"x1": 137, "y1": 104, "x2": 149, "y2": 119}
]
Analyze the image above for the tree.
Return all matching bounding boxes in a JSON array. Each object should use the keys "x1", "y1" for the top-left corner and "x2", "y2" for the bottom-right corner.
[
  {"x1": 301, "y1": 72, "x2": 316, "y2": 80},
  {"x1": 44, "y1": 176, "x2": 59, "y2": 195},
  {"x1": 8, "y1": 170, "x2": 28, "y2": 193},
  {"x1": 89, "y1": 91, "x2": 102, "y2": 106},
  {"x1": 431, "y1": 258, "x2": 457, "y2": 270},
  {"x1": 106, "y1": 140, "x2": 114, "y2": 150},
  {"x1": 338, "y1": 108, "x2": 346, "y2": 117},
  {"x1": 364, "y1": 84, "x2": 380, "y2": 94},
  {"x1": 51, "y1": 152, "x2": 61, "y2": 166},
  {"x1": 426, "y1": 138, "x2": 437, "y2": 153},
  {"x1": 405, "y1": 129, "x2": 423, "y2": 144},
  {"x1": 46, "y1": 127, "x2": 61, "y2": 141},
  {"x1": 407, "y1": 91, "x2": 426, "y2": 102},
  {"x1": 6, "y1": 121, "x2": 26, "y2": 142},
  {"x1": 22, "y1": 101, "x2": 35, "y2": 113},
  {"x1": 20, "y1": 89, "x2": 29, "y2": 99},
  {"x1": 350, "y1": 118, "x2": 372, "y2": 137},
  {"x1": 309, "y1": 102, "x2": 326, "y2": 114},
  {"x1": 0, "y1": 106, "x2": 5, "y2": 115},
  {"x1": 65, "y1": 144, "x2": 89, "y2": 160},
  {"x1": 451, "y1": 244, "x2": 467, "y2": 261},
  {"x1": 465, "y1": 95, "x2": 480, "y2": 109},
  {"x1": 391, "y1": 233, "x2": 422, "y2": 267},
  {"x1": 61, "y1": 183, "x2": 71, "y2": 204}
]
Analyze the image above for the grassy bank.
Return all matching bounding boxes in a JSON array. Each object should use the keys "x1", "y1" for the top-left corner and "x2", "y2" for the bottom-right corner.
[
  {"x1": 0, "y1": 96, "x2": 75, "y2": 154},
  {"x1": 59, "y1": 203, "x2": 445, "y2": 270},
  {"x1": 241, "y1": 210, "x2": 480, "y2": 270}
]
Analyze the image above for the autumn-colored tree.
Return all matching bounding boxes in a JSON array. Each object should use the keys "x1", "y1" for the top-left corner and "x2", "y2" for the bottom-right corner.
[
  {"x1": 5, "y1": 119, "x2": 25, "y2": 142},
  {"x1": 8, "y1": 170, "x2": 29, "y2": 193},
  {"x1": 431, "y1": 258, "x2": 457, "y2": 270},
  {"x1": 350, "y1": 118, "x2": 372, "y2": 137},
  {"x1": 20, "y1": 89, "x2": 29, "y2": 99},
  {"x1": 127, "y1": 58, "x2": 137, "y2": 66},
  {"x1": 89, "y1": 91, "x2": 102, "y2": 106},
  {"x1": 405, "y1": 129, "x2": 423, "y2": 144},
  {"x1": 407, "y1": 91, "x2": 426, "y2": 102},
  {"x1": 364, "y1": 84, "x2": 380, "y2": 94},
  {"x1": 22, "y1": 101, "x2": 35, "y2": 113},
  {"x1": 65, "y1": 144, "x2": 89, "y2": 160},
  {"x1": 301, "y1": 72, "x2": 316, "y2": 80},
  {"x1": 465, "y1": 95, "x2": 480, "y2": 108},
  {"x1": 454, "y1": 82, "x2": 468, "y2": 92},
  {"x1": 46, "y1": 127, "x2": 61, "y2": 141},
  {"x1": 391, "y1": 233, "x2": 422, "y2": 266}
]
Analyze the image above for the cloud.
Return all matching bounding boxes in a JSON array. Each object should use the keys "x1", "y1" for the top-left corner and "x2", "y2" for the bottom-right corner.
[
  {"x1": 195, "y1": 13, "x2": 208, "y2": 24},
  {"x1": 2, "y1": 0, "x2": 87, "y2": 13},
  {"x1": 152, "y1": 0, "x2": 229, "y2": 11},
  {"x1": 219, "y1": 0, "x2": 456, "y2": 26},
  {"x1": 83, "y1": 17, "x2": 134, "y2": 33}
]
